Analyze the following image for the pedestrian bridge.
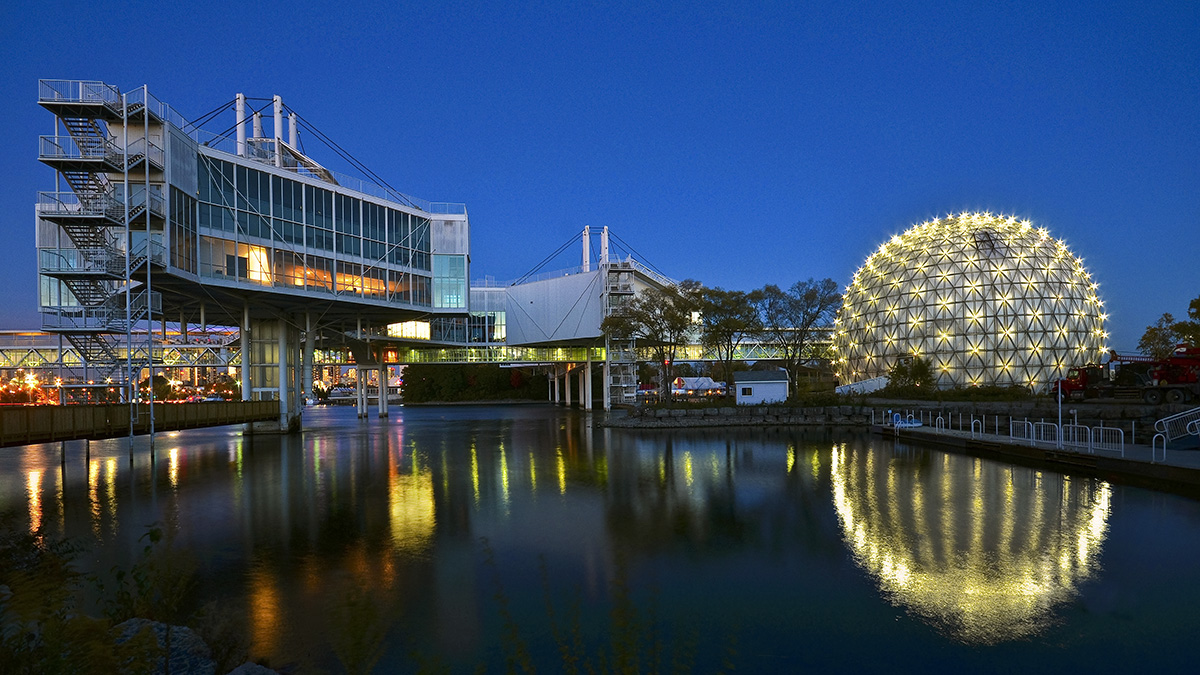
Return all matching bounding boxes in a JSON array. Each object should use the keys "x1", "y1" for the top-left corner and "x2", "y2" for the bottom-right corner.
[{"x1": 0, "y1": 400, "x2": 279, "y2": 448}]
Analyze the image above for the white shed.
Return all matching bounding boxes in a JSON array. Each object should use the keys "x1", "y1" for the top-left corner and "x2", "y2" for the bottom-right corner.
[{"x1": 734, "y1": 370, "x2": 789, "y2": 405}]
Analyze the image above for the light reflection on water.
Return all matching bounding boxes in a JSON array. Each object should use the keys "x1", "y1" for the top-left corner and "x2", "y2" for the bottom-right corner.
[
  {"x1": 830, "y1": 442, "x2": 1112, "y2": 644},
  {"x1": 1, "y1": 406, "x2": 1198, "y2": 671}
]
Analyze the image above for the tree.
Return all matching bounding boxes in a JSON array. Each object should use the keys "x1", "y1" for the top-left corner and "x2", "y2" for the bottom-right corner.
[
  {"x1": 1139, "y1": 313, "x2": 1182, "y2": 360},
  {"x1": 697, "y1": 287, "x2": 760, "y2": 391},
  {"x1": 601, "y1": 280, "x2": 701, "y2": 404},
  {"x1": 751, "y1": 278, "x2": 841, "y2": 397},
  {"x1": 1180, "y1": 295, "x2": 1200, "y2": 346},
  {"x1": 888, "y1": 356, "x2": 937, "y2": 389}
]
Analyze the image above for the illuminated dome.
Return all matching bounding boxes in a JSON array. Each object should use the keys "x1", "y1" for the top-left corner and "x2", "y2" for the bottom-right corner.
[{"x1": 833, "y1": 213, "x2": 1108, "y2": 389}]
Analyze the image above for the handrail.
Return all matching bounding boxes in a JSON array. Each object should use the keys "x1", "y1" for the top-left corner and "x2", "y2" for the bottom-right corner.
[
  {"x1": 1092, "y1": 427, "x2": 1125, "y2": 457},
  {"x1": 1155, "y1": 406, "x2": 1200, "y2": 441},
  {"x1": 1061, "y1": 423, "x2": 1091, "y2": 451},
  {"x1": 39, "y1": 80, "x2": 121, "y2": 106},
  {"x1": 38, "y1": 247, "x2": 125, "y2": 275},
  {"x1": 1009, "y1": 419, "x2": 1035, "y2": 446},
  {"x1": 1033, "y1": 422, "x2": 1060, "y2": 447},
  {"x1": 1152, "y1": 433, "x2": 1167, "y2": 463}
]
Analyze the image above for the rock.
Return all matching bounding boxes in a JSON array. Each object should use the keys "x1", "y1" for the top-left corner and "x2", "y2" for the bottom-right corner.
[
  {"x1": 115, "y1": 618, "x2": 216, "y2": 675},
  {"x1": 227, "y1": 663, "x2": 280, "y2": 675}
]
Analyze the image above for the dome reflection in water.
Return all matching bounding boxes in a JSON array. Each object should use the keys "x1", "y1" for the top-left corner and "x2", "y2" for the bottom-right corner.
[{"x1": 830, "y1": 442, "x2": 1111, "y2": 644}]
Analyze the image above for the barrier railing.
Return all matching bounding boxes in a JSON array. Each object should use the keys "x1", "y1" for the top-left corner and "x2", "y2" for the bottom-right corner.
[
  {"x1": 1033, "y1": 422, "x2": 1060, "y2": 446},
  {"x1": 1093, "y1": 427, "x2": 1125, "y2": 457},
  {"x1": 39, "y1": 80, "x2": 121, "y2": 107},
  {"x1": 1062, "y1": 424, "x2": 1091, "y2": 451},
  {"x1": 1010, "y1": 420, "x2": 1035, "y2": 446},
  {"x1": 1155, "y1": 406, "x2": 1200, "y2": 443}
]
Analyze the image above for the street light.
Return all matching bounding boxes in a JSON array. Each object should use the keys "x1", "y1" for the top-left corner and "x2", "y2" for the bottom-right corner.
[{"x1": 1057, "y1": 378, "x2": 1063, "y2": 450}]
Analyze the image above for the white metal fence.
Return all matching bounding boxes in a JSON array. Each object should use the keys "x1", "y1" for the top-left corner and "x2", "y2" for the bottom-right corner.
[{"x1": 882, "y1": 409, "x2": 1127, "y2": 456}]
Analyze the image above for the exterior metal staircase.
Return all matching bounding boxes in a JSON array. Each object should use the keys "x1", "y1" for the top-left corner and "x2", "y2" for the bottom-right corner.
[
  {"x1": 36, "y1": 79, "x2": 165, "y2": 385},
  {"x1": 604, "y1": 263, "x2": 639, "y2": 407}
]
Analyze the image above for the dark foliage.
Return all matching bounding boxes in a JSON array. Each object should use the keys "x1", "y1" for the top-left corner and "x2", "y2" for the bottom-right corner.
[{"x1": 401, "y1": 364, "x2": 548, "y2": 403}]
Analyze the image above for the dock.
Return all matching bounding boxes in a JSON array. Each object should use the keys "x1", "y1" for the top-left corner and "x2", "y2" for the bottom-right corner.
[{"x1": 877, "y1": 423, "x2": 1200, "y2": 496}]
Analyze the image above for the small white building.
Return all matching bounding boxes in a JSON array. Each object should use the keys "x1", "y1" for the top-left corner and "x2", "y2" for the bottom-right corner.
[{"x1": 734, "y1": 370, "x2": 789, "y2": 405}]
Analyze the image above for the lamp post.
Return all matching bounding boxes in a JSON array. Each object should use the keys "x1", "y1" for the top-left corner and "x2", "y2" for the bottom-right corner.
[{"x1": 1057, "y1": 379, "x2": 1063, "y2": 449}]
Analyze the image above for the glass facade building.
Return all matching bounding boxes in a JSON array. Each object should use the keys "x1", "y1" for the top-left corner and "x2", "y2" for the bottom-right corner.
[{"x1": 185, "y1": 155, "x2": 460, "y2": 310}]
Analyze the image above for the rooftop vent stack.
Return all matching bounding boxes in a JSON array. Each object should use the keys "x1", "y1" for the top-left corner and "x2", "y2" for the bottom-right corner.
[
  {"x1": 582, "y1": 226, "x2": 591, "y2": 272},
  {"x1": 235, "y1": 93, "x2": 246, "y2": 157},
  {"x1": 289, "y1": 112, "x2": 298, "y2": 148},
  {"x1": 252, "y1": 111, "x2": 263, "y2": 139},
  {"x1": 601, "y1": 226, "x2": 610, "y2": 264},
  {"x1": 273, "y1": 96, "x2": 283, "y2": 167}
]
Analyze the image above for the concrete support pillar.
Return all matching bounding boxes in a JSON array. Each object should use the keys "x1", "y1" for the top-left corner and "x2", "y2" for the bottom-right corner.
[
  {"x1": 565, "y1": 365, "x2": 572, "y2": 407},
  {"x1": 378, "y1": 361, "x2": 389, "y2": 418},
  {"x1": 241, "y1": 304, "x2": 251, "y2": 401},
  {"x1": 278, "y1": 320, "x2": 289, "y2": 430},
  {"x1": 291, "y1": 323, "x2": 303, "y2": 421},
  {"x1": 356, "y1": 367, "x2": 366, "y2": 419},
  {"x1": 303, "y1": 312, "x2": 315, "y2": 405},
  {"x1": 584, "y1": 354, "x2": 593, "y2": 411},
  {"x1": 603, "y1": 358, "x2": 611, "y2": 411}
]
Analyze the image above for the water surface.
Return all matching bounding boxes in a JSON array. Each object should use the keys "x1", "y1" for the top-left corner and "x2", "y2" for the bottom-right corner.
[{"x1": 3, "y1": 404, "x2": 1199, "y2": 672}]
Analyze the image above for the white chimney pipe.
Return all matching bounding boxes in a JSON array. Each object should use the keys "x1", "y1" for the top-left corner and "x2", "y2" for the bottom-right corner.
[
  {"x1": 582, "y1": 226, "x2": 591, "y2": 272},
  {"x1": 601, "y1": 226, "x2": 610, "y2": 264},
  {"x1": 235, "y1": 93, "x2": 246, "y2": 157},
  {"x1": 289, "y1": 112, "x2": 298, "y2": 148},
  {"x1": 273, "y1": 95, "x2": 283, "y2": 167},
  {"x1": 252, "y1": 111, "x2": 263, "y2": 139}
]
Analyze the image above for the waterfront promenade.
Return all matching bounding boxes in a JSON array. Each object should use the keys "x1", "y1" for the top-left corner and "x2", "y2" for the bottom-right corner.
[
  {"x1": 881, "y1": 421, "x2": 1200, "y2": 496},
  {"x1": 605, "y1": 401, "x2": 1200, "y2": 495}
]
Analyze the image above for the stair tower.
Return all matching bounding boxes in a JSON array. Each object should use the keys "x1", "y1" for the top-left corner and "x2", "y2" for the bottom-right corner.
[
  {"x1": 37, "y1": 80, "x2": 166, "y2": 386},
  {"x1": 599, "y1": 226, "x2": 639, "y2": 408}
]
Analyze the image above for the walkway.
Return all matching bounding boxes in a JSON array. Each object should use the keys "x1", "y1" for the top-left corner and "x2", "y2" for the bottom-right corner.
[{"x1": 880, "y1": 422, "x2": 1200, "y2": 495}]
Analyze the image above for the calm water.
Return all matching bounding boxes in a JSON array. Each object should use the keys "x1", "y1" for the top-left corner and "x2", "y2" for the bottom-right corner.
[{"x1": 3, "y1": 404, "x2": 1200, "y2": 672}]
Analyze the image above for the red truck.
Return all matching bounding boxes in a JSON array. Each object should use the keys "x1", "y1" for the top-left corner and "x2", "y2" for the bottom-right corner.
[{"x1": 1057, "y1": 345, "x2": 1200, "y2": 405}]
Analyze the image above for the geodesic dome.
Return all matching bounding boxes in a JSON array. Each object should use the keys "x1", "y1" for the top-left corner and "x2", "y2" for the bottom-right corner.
[{"x1": 833, "y1": 213, "x2": 1108, "y2": 390}]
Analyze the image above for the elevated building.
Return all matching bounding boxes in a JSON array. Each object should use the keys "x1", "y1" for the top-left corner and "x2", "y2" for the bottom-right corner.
[
  {"x1": 33, "y1": 80, "x2": 673, "y2": 420},
  {"x1": 36, "y1": 80, "x2": 468, "y2": 427}
]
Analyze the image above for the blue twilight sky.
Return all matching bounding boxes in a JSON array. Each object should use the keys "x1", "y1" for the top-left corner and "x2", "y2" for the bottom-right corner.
[{"x1": 0, "y1": 1, "x2": 1196, "y2": 348}]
